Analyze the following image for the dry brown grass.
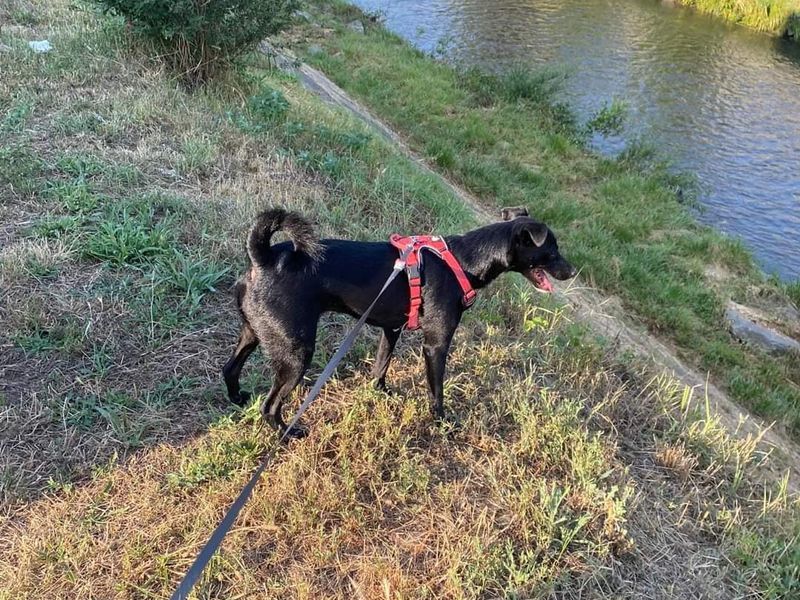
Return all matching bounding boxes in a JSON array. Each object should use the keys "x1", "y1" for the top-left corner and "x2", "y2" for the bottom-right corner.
[
  {"x1": 1, "y1": 1, "x2": 799, "y2": 598},
  {"x1": 656, "y1": 441, "x2": 700, "y2": 481}
]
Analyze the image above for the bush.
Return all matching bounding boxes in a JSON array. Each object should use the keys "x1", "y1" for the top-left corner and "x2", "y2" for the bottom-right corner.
[{"x1": 96, "y1": 0, "x2": 297, "y2": 86}]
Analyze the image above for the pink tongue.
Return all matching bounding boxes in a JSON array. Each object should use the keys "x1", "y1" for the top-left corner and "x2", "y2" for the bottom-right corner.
[{"x1": 534, "y1": 269, "x2": 553, "y2": 292}]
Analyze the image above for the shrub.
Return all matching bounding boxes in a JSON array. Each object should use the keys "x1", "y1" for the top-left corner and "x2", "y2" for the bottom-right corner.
[{"x1": 96, "y1": 0, "x2": 298, "y2": 86}]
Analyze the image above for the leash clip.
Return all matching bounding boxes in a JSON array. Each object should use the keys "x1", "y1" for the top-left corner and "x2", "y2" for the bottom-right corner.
[{"x1": 394, "y1": 243, "x2": 414, "y2": 271}]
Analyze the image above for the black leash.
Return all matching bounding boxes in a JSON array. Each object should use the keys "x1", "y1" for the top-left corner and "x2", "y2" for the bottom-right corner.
[{"x1": 170, "y1": 250, "x2": 411, "y2": 600}]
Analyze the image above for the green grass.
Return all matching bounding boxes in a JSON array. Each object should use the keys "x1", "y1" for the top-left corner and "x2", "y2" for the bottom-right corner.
[
  {"x1": 291, "y1": 1, "x2": 800, "y2": 438},
  {"x1": 1, "y1": 1, "x2": 799, "y2": 598},
  {"x1": 677, "y1": 0, "x2": 800, "y2": 38},
  {"x1": 786, "y1": 280, "x2": 800, "y2": 307}
]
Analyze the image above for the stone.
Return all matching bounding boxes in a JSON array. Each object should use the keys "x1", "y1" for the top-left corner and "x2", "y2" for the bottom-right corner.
[
  {"x1": 293, "y1": 10, "x2": 313, "y2": 22},
  {"x1": 725, "y1": 301, "x2": 800, "y2": 356},
  {"x1": 307, "y1": 44, "x2": 325, "y2": 57},
  {"x1": 158, "y1": 167, "x2": 179, "y2": 179},
  {"x1": 347, "y1": 20, "x2": 365, "y2": 34},
  {"x1": 28, "y1": 40, "x2": 52, "y2": 53}
]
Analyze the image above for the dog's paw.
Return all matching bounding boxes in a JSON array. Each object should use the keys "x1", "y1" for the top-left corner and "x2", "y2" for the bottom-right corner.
[
  {"x1": 230, "y1": 390, "x2": 251, "y2": 406},
  {"x1": 374, "y1": 381, "x2": 395, "y2": 396},
  {"x1": 433, "y1": 412, "x2": 462, "y2": 436},
  {"x1": 281, "y1": 423, "x2": 308, "y2": 441},
  {"x1": 444, "y1": 415, "x2": 463, "y2": 437}
]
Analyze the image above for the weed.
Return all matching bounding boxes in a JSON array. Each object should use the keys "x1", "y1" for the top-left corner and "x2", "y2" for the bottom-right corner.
[
  {"x1": 23, "y1": 256, "x2": 61, "y2": 279},
  {"x1": 150, "y1": 250, "x2": 231, "y2": 312},
  {"x1": 785, "y1": 280, "x2": 800, "y2": 307},
  {"x1": 13, "y1": 316, "x2": 84, "y2": 355},
  {"x1": 78, "y1": 196, "x2": 182, "y2": 266},
  {"x1": 53, "y1": 109, "x2": 111, "y2": 137},
  {"x1": 82, "y1": 215, "x2": 174, "y2": 265},
  {"x1": 501, "y1": 65, "x2": 566, "y2": 105},
  {"x1": 1, "y1": 96, "x2": 34, "y2": 133},
  {"x1": 732, "y1": 519, "x2": 800, "y2": 598},
  {"x1": 0, "y1": 143, "x2": 44, "y2": 196},
  {"x1": 55, "y1": 153, "x2": 106, "y2": 179},
  {"x1": 167, "y1": 436, "x2": 262, "y2": 489},
  {"x1": 423, "y1": 141, "x2": 454, "y2": 171},
  {"x1": 677, "y1": 0, "x2": 800, "y2": 37},
  {"x1": 31, "y1": 215, "x2": 82, "y2": 240},
  {"x1": 586, "y1": 99, "x2": 627, "y2": 137},
  {"x1": 46, "y1": 179, "x2": 101, "y2": 214},
  {"x1": 248, "y1": 86, "x2": 290, "y2": 122},
  {"x1": 178, "y1": 136, "x2": 218, "y2": 176}
]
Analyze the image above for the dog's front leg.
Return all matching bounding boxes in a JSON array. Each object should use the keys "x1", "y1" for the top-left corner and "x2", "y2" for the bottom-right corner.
[
  {"x1": 422, "y1": 324, "x2": 457, "y2": 420},
  {"x1": 372, "y1": 327, "x2": 402, "y2": 393}
]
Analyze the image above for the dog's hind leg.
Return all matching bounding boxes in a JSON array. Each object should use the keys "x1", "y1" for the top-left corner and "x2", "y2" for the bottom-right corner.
[
  {"x1": 222, "y1": 322, "x2": 259, "y2": 405},
  {"x1": 372, "y1": 327, "x2": 401, "y2": 393},
  {"x1": 260, "y1": 343, "x2": 314, "y2": 439}
]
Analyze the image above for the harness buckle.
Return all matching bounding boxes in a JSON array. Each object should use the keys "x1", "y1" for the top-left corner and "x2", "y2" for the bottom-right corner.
[{"x1": 463, "y1": 288, "x2": 477, "y2": 306}]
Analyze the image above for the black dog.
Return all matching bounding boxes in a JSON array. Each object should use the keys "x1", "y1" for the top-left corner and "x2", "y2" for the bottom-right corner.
[{"x1": 222, "y1": 206, "x2": 577, "y2": 436}]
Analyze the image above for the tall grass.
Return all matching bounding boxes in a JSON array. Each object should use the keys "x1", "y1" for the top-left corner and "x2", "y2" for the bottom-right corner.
[{"x1": 678, "y1": 0, "x2": 800, "y2": 37}]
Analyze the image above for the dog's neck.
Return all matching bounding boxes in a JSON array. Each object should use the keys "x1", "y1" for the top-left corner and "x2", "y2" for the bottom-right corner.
[{"x1": 446, "y1": 222, "x2": 514, "y2": 289}]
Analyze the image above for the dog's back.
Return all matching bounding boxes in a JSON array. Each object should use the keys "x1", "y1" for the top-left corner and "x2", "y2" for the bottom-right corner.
[{"x1": 224, "y1": 205, "x2": 577, "y2": 434}]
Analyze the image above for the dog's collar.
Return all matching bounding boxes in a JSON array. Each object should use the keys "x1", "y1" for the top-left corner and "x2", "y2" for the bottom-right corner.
[{"x1": 389, "y1": 234, "x2": 477, "y2": 330}]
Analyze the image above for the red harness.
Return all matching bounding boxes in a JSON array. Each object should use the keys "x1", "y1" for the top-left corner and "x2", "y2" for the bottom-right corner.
[{"x1": 389, "y1": 234, "x2": 477, "y2": 330}]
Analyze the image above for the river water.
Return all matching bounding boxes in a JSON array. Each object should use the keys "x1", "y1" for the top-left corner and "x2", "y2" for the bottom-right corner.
[{"x1": 352, "y1": 0, "x2": 800, "y2": 281}]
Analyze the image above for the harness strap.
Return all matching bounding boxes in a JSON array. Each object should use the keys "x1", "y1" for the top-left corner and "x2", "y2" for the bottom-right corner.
[{"x1": 389, "y1": 234, "x2": 477, "y2": 330}]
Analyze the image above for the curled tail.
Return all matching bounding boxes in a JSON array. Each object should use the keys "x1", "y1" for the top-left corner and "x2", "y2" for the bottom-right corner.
[{"x1": 247, "y1": 208, "x2": 322, "y2": 267}]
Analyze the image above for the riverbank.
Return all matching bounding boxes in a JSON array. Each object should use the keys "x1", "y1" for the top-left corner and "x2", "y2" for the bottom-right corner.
[
  {"x1": 1, "y1": 1, "x2": 799, "y2": 597},
  {"x1": 676, "y1": 0, "x2": 800, "y2": 39},
  {"x1": 289, "y1": 1, "x2": 800, "y2": 439}
]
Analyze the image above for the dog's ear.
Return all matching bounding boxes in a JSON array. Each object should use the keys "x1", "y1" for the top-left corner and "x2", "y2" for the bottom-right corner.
[
  {"x1": 517, "y1": 223, "x2": 548, "y2": 247},
  {"x1": 501, "y1": 206, "x2": 529, "y2": 221}
]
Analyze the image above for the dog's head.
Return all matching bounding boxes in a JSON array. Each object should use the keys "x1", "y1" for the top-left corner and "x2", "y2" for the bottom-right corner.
[{"x1": 502, "y1": 206, "x2": 577, "y2": 293}]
